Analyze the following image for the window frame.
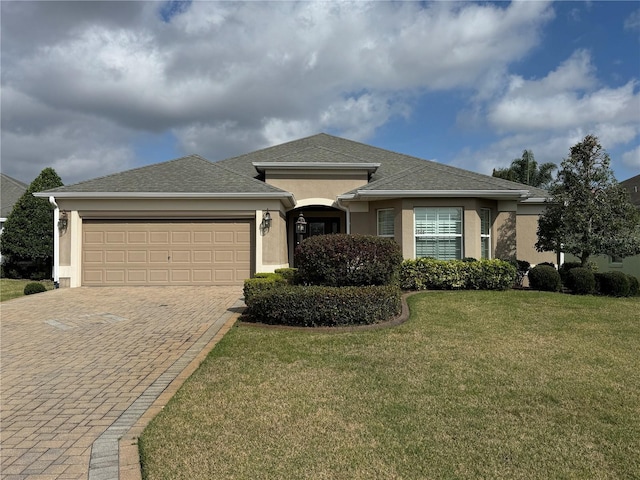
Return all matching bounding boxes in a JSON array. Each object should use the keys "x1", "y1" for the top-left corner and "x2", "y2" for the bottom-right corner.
[
  {"x1": 414, "y1": 207, "x2": 463, "y2": 260},
  {"x1": 377, "y1": 208, "x2": 395, "y2": 238},
  {"x1": 480, "y1": 208, "x2": 491, "y2": 259}
]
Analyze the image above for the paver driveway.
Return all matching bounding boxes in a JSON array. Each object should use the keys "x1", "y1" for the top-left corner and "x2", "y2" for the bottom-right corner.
[{"x1": 1, "y1": 286, "x2": 244, "y2": 480}]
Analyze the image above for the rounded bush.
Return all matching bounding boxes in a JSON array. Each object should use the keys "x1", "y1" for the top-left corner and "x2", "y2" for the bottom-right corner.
[
  {"x1": 565, "y1": 267, "x2": 595, "y2": 295},
  {"x1": 627, "y1": 275, "x2": 640, "y2": 296},
  {"x1": 295, "y1": 234, "x2": 403, "y2": 287},
  {"x1": 559, "y1": 262, "x2": 582, "y2": 286},
  {"x1": 596, "y1": 271, "x2": 631, "y2": 297},
  {"x1": 246, "y1": 285, "x2": 402, "y2": 327},
  {"x1": 24, "y1": 282, "x2": 47, "y2": 295},
  {"x1": 528, "y1": 265, "x2": 561, "y2": 292}
]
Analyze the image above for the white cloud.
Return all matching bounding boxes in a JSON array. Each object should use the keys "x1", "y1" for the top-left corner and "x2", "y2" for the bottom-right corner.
[
  {"x1": 484, "y1": 49, "x2": 639, "y2": 146},
  {"x1": 622, "y1": 145, "x2": 640, "y2": 169},
  {"x1": 1, "y1": 0, "x2": 555, "y2": 183},
  {"x1": 624, "y1": 8, "x2": 640, "y2": 31}
]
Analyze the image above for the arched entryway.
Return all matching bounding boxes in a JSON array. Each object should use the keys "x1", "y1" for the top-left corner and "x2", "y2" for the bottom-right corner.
[{"x1": 287, "y1": 205, "x2": 346, "y2": 266}]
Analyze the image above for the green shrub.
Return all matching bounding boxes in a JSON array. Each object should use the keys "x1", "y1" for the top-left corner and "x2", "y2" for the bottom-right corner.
[
  {"x1": 627, "y1": 275, "x2": 640, "y2": 296},
  {"x1": 565, "y1": 267, "x2": 595, "y2": 295},
  {"x1": 295, "y1": 234, "x2": 403, "y2": 287},
  {"x1": 246, "y1": 285, "x2": 402, "y2": 327},
  {"x1": 559, "y1": 262, "x2": 582, "y2": 285},
  {"x1": 596, "y1": 271, "x2": 631, "y2": 297},
  {"x1": 274, "y1": 268, "x2": 298, "y2": 284},
  {"x1": 528, "y1": 265, "x2": 561, "y2": 292},
  {"x1": 243, "y1": 274, "x2": 287, "y2": 305},
  {"x1": 24, "y1": 282, "x2": 47, "y2": 295},
  {"x1": 399, "y1": 258, "x2": 516, "y2": 291}
]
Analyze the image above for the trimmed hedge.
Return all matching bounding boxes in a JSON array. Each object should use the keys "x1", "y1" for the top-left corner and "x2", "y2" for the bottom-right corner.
[
  {"x1": 243, "y1": 273, "x2": 287, "y2": 305},
  {"x1": 24, "y1": 282, "x2": 47, "y2": 295},
  {"x1": 627, "y1": 275, "x2": 640, "y2": 297},
  {"x1": 399, "y1": 258, "x2": 516, "y2": 291},
  {"x1": 245, "y1": 285, "x2": 402, "y2": 327},
  {"x1": 595, "y1": 272, "x2": 630, "y2": 297},
  {"x1": 565, "y1": 267, "x2": 595, "y2": 295},
  {"x1": 295, "y1": 234, "x2": 403, "y2": 287},
  {"x1": 528, "y1": 265, "x2": 561, "y2": 292},
  {"x1": 274, "y1": 268, "x2": 298, "y2": 284}
]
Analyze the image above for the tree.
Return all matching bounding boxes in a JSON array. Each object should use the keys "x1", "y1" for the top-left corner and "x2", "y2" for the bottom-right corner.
[
  {"x1": 535, "y1": 135, "x2": 640, "y2": 267},
  {"x1": 492, "y1": 150, "x2": 557, "y2": 189},
  {"x1": 0, "y1": 168, "x2": 63, "y2": 279}
]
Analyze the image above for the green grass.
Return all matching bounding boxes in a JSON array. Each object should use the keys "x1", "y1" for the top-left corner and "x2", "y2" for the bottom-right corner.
[
  {"x1": 0, "y1": 278, "x2": 55, "y2": 302},
  {"x1": 139, "y1": 290, "x2": 640, "y2": 480}
]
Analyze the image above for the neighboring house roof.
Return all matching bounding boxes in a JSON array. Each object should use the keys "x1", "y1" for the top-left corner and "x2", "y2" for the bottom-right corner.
[
  {"x1": 40, "y1": 133, "x2": 549, "y2": 202},
  {"x1": 621, "y1": 174, "x2": 640, "y2": 207},
  {"x1": 1, "y1": 173, "x2": 28, "y2": 218}
]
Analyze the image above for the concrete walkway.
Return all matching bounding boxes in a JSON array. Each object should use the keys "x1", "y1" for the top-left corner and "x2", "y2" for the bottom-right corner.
[{"x1": 1, "y1": 286, "x2": 244, "y2": 480}]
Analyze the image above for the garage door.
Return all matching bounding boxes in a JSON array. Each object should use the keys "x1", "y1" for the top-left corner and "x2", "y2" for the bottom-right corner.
[{"x1": 82, "y1": 220, "x2": 252, "y2": 286}]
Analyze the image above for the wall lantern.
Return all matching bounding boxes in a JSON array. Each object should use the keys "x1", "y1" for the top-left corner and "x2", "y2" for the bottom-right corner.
[
  {"x1": 295, "y1": 211, "x2": 307, "y2": 246},
  {"x1": 261, "y1": 209, "x2": 272, "y2": 231},
  {"x1": 58, "y1": 211, "x2": 69, "y2": 232},
  {"x1": 295, "y1": 212, "x2": 307, "y2": 234}
]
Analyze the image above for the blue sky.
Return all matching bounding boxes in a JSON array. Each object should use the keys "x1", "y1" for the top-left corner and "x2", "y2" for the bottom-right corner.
[{"x1": 1, "y1": 1, "x2": 638, "y2": 186}]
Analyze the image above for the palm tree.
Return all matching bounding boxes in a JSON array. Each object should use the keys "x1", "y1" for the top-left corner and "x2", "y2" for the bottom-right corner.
[{"x1": 492, "y1": 150, "x2": 556, "y2": 189}]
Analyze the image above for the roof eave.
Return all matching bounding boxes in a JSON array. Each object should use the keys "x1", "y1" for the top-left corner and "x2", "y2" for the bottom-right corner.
[
  {"x1": 338, "y1": 189, "x2": 532, "y2": 201},
  {"x1": 253, "y1": 162, "x2": 380, "y2": 174},
  {"x1": 35, "y1": 191, "x2": 297, "y2": 207}
]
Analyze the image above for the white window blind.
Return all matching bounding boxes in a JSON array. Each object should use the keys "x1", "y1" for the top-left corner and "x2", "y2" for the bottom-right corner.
[{"x1": 415, "y1": 207, "x2": 462, "y2": 260}]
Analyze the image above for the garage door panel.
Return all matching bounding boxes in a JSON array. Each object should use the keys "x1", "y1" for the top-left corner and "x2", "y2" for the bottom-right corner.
[
  {"x1": 128, "y1": 232, "x2": 148, "y2": 244},
  {"x1": 105, "y1": 270, "x2": 125, "y2": 283},
  {"x1": 128, "y1": 251, "x2": 147, "y2": 263},
  {"x1": 83, "y1": 220, "x2": 251, "y2": 286},
  {"x1": 193, "y1": 232, "x2": 212, "y2": 243},
  {"x1": 150, "y1": 232, "x2": 169, "y2": 244},
  {"x1": 127, "y1": 270, "x2": 147, "y2": 282},
  {"x1": 106, "y1": 231, "x2": 126, "y2": 244},
  {"x1": 149, "y1": 251, "x2": 170, "y2": 263},
  {"x1": 84, "y1": 251, "x2": 103, "y2": 264},
  {"x1": 193, "y1": 251, "x2": 212, "y2": 263}
]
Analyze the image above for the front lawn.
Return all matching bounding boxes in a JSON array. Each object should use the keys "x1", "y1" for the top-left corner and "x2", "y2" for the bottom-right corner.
[
  {"x1": 139, "y1": 290, "x2": 639, "y2": 479},
  {"x1": 0, "y1": 278, "x2": 54, "y2": 302}
]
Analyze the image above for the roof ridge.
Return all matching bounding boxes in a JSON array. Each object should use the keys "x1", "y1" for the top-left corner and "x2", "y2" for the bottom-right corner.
[{"x1": 1, "y1": 173, "x2": 29, "y2": 188}]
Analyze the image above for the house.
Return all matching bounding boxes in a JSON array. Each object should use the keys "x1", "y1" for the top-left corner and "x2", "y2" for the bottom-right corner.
[
  {"x1": 573, "y1": 174, "x2": 640, "y2": 278},
  {"x1": 36, "y1": 134, "x2": 555, "y2": 288},
  {"x1": 1, "y1": 173, "x2": 28, "y2": 263}
]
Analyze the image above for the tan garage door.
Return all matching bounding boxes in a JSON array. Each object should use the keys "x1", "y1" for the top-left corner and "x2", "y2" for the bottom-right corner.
[{"x1": 82, "y1": 220, "x2": 252, "y2": 286}]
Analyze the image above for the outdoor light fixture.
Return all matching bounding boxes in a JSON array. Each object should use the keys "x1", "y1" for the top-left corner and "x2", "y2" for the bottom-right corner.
[
  {"x1": 261, "y1": 209, "x2": 272, "y2": 231},
  {"x1": 295, "y1": 212, "x2": 307, "y2": 234},
  {"x1": 58, "y1": 211, "x2": 69, "y2": 232},
  {"x1": 295, "y1": 211, "x2": 307, "y2": 247}
]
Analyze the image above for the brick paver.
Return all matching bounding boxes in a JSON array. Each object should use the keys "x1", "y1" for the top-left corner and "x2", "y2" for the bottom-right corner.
[{"x1": 1, "y1": 286, "x2": 243, "y2": 479}]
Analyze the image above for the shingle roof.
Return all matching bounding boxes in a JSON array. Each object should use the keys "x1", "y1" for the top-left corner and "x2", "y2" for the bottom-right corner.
[
  {"x1": 1, "y1": 174, "x2": 28, "y2": 218},
  {"x1": 41, "y1": 133, "x2": 549, "y2": 200},
  {"x1": 45, "y1": 155, "x2": 286, "y2": 195},
  {"x1": 218, "y1": 133, "x2": 548, "y2": 197}
]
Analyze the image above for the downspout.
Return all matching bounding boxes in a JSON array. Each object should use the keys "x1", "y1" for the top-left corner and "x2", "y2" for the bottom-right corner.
[
  {"x1": 335, "y1": 197, "x2": 351, "y2": 234},
  {"x1": 48, "y1": 196, "x2": 60, "y2": 288}
]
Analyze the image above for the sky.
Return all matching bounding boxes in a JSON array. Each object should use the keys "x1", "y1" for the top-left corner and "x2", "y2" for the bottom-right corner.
[{"x1": 1, "y1": 1, "x2": 639, "y2": 187}]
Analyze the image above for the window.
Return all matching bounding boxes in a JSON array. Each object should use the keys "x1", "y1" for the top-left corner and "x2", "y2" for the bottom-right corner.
[
  {"x1": 480, "y1": 208, "x2": 491, "y2": 259},
  {"x1": 415, "y1": 207, "x2": 462, "y2": 260},
  {"x1": 377, "y1": 209, "x2": 394, "y2": 237}
]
